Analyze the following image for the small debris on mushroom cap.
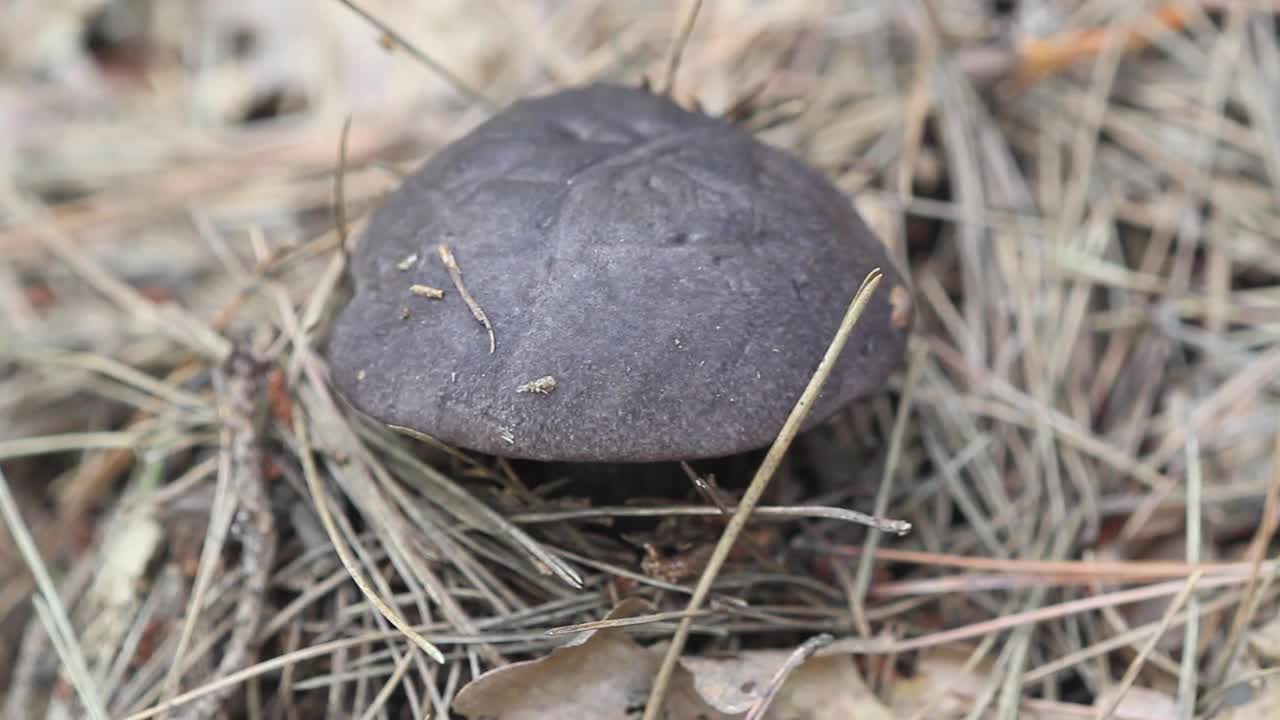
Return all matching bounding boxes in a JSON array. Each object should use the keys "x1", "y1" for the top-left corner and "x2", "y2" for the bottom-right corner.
[
  {"x1": 409, "y1": 284, "x2": 444, "y2": 299},
  {"x1": 517, "y1": 375, "x2": 558, "y2": 395},
  {"x1": 328, "y1": 83, "x2": 912, "y2": 463}
]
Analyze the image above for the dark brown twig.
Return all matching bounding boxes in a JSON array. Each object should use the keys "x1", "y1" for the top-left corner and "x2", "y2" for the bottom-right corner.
[{"x1": 189, "y1": 347, "x2": 278, "y2": 719}]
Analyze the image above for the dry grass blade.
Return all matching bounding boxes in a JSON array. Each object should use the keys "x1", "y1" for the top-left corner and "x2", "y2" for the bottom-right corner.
[
  {"x1": 1204, "y1": 428, "x2": 1280, "y2": 711},
  {"x1": 1097, "y1": 572, "x2": 1203, "y2": 720},
  {"x1": 159, "y1": 433, "x2": 238, "y2": 704},
  {"x1": 642, "y1": 269, "x2": 892, "y2": 719},
  {"x1": 657, "y1": 0, "x2": 704, "y2": 96},
  {"x1": 334, "y1": 114, "x2": 354, "y2": 266},
  {"x1": 545, "y1": 608, "x2": 711, "y2": 636},
  {"x1": 295, "y1": 411, "x2": 446, "y2": 665},
  {"x1": 356, "y1": 651, "x2": 416, "y2": 720},
  {"x1": 0, "y1": 466, "x2": 109, "y2": 720},
  {"x1": 510, "y1": 502, "x2": 907, "y2": 531},
  {"x1": 1178, "y1": 415, "x2": 1204, "y2": 718},
  {"x1": 849, "y1": 348, "x2": 924, "y2": 635},
  {"x1": 437, "y1": 243, "x2": 497, "y2": 354}
]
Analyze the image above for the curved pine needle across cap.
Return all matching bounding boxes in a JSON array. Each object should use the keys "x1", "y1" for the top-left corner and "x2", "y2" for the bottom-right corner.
[{"x1": 327, "y1": 83, "x2": 912, "y2": 463}]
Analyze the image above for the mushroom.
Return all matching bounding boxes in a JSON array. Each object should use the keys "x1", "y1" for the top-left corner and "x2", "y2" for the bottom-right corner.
[{"x1": 328, "y1": 83, "x2": 911, "y2": 476}]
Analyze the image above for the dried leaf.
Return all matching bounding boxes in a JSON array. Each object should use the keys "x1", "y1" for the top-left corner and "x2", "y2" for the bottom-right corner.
[
  {"x1": 886, "y1": 645, "x2": 991, "y2": 718},
  {"x1": 767, "y1": 655, "x2": 892, "y2": 720},
  {"x1": 681, "y1": 650, "x2": 791, "y2": 715},
  {"x1": 452, "y1": 598, "x2": 727, "y2": 720}
]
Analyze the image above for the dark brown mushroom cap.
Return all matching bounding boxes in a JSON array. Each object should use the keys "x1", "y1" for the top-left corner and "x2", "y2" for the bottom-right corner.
[{"x1": 328, "y1": 83, "x2": 911, "y2": 463}]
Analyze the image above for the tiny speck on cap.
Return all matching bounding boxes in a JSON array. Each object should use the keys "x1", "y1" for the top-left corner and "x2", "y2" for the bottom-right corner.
[
  {"x1": 517, "y1": 375, "x2": 557, "y2": 395},
  {"x1": 409, "y1": 284, "x2": 445, "y2": 299}
]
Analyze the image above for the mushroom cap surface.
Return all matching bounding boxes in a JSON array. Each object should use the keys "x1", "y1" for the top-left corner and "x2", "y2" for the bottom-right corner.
[{"x1": 329, "y1": 83, "x2": 910, "y2": 463}]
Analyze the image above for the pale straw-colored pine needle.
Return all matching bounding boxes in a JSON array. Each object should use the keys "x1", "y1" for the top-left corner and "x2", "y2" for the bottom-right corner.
[
  {"x1": 657, "y1": 0, "x2": 704, "y2": 96},
  {"x1": 1022, "y1": 588, "x2": 1251, "y2": 687},
  {"x1": 0, "y1": 466, "x2": 109, "y2": 720},
  {"x1": 1097, "y1": 571, "x2": 1203, "y2": 720},
  {"x1": 159, "y1": 435, "x2": 238, "y2": 704},
  {"x1": 437, "y1": 243, "x2": 496, "y2": 354},
  {"x1": 356, "y1": 650, "x2": 416, "y2": 720},
  {"x1": 334, "y1": 114, "x2": 353, "y2": 265},
  {"x1": 642, "y1": 268, "x2": 898, "y2": 720},
  {"x1": 849, "y1": 347, "x2": 924, "y2": 636},
  {"x1": 509, "y1": 502, "x2": 907, "y2": 532},
  {"x1": 295, "y1": 410, "x2": 446, "y2": 664},
  {"x1": 1205, "y1": 427, "x2": 1280, "y2": 709},
  {"x1": 1178, "y1": 412, "x2": 1203, "y2": 717}
]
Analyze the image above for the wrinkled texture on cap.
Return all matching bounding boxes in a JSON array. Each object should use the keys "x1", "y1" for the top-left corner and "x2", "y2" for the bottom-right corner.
[{"x1": 328, "y1": 83, "x2": 910, "y2": 462}]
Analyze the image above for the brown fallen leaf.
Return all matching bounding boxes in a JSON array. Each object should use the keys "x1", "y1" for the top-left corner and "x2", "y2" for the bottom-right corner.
[
  {"x1": 885, "y1": 644, "x2": 991, "y2": 718},
  {"x1": 452, "y1": 598, "x2": 728, "y2": 720},
  {"x1": 454, "y1": 601, "x2": 868, "y2": 720},
  {"x1": 680, "y1": 650, "x2": 792, "y2": 716}
]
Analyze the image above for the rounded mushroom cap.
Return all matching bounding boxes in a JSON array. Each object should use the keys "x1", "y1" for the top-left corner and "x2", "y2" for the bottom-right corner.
[{"x1": 328, "y1": 83, "x2": 911, "y2": 463}]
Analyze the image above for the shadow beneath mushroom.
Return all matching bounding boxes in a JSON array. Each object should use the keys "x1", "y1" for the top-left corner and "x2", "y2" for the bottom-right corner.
[{"x1": 511, "y1": 450, "x2": 768, "y2": 507}]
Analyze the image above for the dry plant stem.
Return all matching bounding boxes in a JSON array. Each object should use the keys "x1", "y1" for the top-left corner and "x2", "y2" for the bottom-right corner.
[
  {"x1": 357, "y1": 651, "x2": 416, "y2": 720},
  {"x1": 896, "y1": 0, "x2": 938, "y2": 201},
  {"x1": 641, "y1": 269, "x2": 891, "y2": 720},
  {"x1": 850, "y1": 348, "x2": 924, "y2": 635},
  {"x1": 368, "y1": 427, "x2": 583, "y2": 588},
  {"x1": 1097, "y1": 572, "x2": 1204, "y2": 720},
  {"x1": 334, "y1": 114, "x2": 353, "y2": 265},
  {"x1": 329, "y1": 0, "x2": 496, "y2": 110},
  {"x1": 818, "y1": 545, "x2": 1280, "y2": 581},
  {"x1": 1206, "y1": 429, "x2": 1280, "y2": 703},
  {"x1": 189, "y1": 349, "x2": 279, "y2": 719},
  {"x1": 437, "y1": 243, "x2": 496, "y2": 353},
  {"x1": 160, "y1": 423, "x2": 239, "y2": 708},
  {"x1": 658, "y1": 0, "x2": 703, "y2": 96},
  {"x1": 296, "y1": 410, "x2": 446, "y2": 664},
  {"x1": 994, "y1": 516, "x2": 1083, "y2": 720},
  {"x1": 0, "y1": 466, "x2": 109, "y2": 720},
  {"x1": 1178, "y1": 415, "x2": 1203, "y2": 718},
  {"x1": 821, "y1": 572, "x2": 1250, "y2": 658},
  {"x1": 122, "y1": 627, "x2": 437, "y2": 720},
  {"x1": 510, "y1": 503, "x2": 908, "y2": 531},
  {"x1": 1022, "y1": 588, "x2": 1253, "y2": 687},
  {"x1": 545, "y1": 608, "x2": 715, "y2": 636}
]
